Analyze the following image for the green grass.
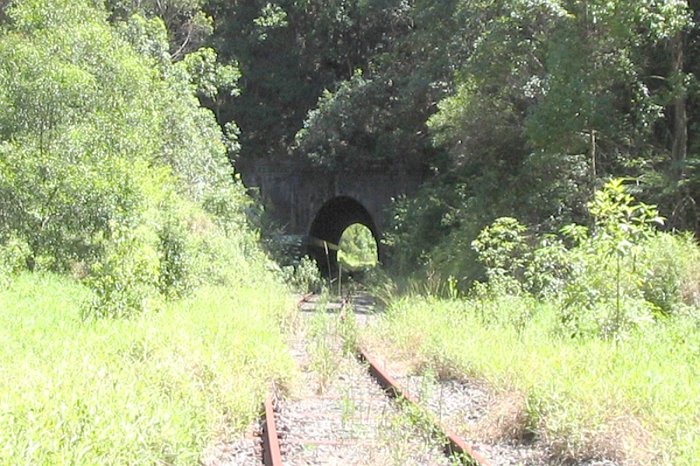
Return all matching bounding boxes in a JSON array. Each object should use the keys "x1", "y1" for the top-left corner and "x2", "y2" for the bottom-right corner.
[
  {"x1": 0, "y1": 273, "x2": 295, "y2": 465},
  {"x1": 366, "y1": 295, "x2": 700, "y2": 465}
]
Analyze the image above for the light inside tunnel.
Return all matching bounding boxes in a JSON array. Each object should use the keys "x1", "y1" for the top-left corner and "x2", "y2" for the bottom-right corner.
[
  {"x1": 338, "y1": 223, "x2": 378, "y2": 271},
  {"x1": 308, "y1": 196, "x2": 380, "y2": 275}
]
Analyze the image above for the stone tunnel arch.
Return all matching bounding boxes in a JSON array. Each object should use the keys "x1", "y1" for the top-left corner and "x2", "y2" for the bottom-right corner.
[{"x1": 308, "y1": 196, "x2": 381, "y2": 275}]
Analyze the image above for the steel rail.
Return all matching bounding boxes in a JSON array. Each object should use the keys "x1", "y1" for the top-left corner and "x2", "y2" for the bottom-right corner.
[
  {"x1": 260, "y1": 293, "x2": 491, "y2": 465},
  {"x1": 357, "y1": 347, "x2": 492, "y2": 466},
  {"x1": 262, "y1": 394, "x2": 283, "y2": 466}
]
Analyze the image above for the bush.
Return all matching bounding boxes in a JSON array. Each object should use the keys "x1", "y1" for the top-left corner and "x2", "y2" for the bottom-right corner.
[
  {"x1": 472, "y1": 217, "x2": 529, "y2": 281},
  {"x1": 158, "y1": 216, "x2": 195, "y2": 299},
  {"x1": 0, "y1": 0, "x2": 256, "y2": 318},
  {"x1": 469, "y1": 179, "x2": 700, "y2": 339},
  {"x1": 523, "y1": 235, "x2": 570, "y2": 299},
  {"x1": 83, "y1": 223, "x2": 161, "y2": 319},
  {"x1": 0, "y1": 236, "x2": 31, "y2": 286},
  {"x1": 637, "y1": 232, "x2": 700, "y2": 312},
  {"x1": 281, "y1": 256, "x2": 325, "y2": 294}
]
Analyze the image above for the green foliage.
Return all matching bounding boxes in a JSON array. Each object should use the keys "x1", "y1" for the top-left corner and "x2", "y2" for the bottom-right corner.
[
  {"x1": 371, "y1": 296, "x2": 700, "y2": 464},
  {"x1": 338, "y1": 223, "x2": 378, "y2": 270},
  {"x1": 115, "y1": 13, "x2": 170, "y2": 63},
  {"x1": 557, "y1": 180, "x2": 666, "y2": 337},
  {"x1": 0, "y1": 236, "x2": 30, "y2": 286},
  {"x1": 0, "y1": 0, "x2": 255, "y2": 318},
  {"x1": 107, "y1": 0, "x2": 214, "y2": 58},
  {"x1": 389, "y1": 177, "x2": 698, "y2": 338},
  {"x1": 181, "y1": 47, "x2": 239, "y2": 98},
  {"x1": 384, "y1": 181, "x2": 470, "y2": 279},
  {"x1": 377, "y1": 0, "x2": 698, "y2": 282},
  {"x1": 280, "y1": 255, "x2": 324, "y2": 294},
  {"x1": 0, "y1": 273, "x2": 294, "y2": 465},
  {"x1": 295, "y1": 71, "x2": 391, "y2": 167},
  {"x1": 471, "y1": 217, "x2": 528, "y2": 280},
  {"x1": 0, "y1": 6, "x2": 160, "y2": 271},
  {"x1": 522, "y1": 235, "x2": 570, "y2": 299},
  {"x1": 84, "y1": 223, "x2": 162, "y2": 319},
  {"x1": 467, "y1": 179, "x2": 699, "y2": 339},
  {"x1": 588, "y1": 178, "x2": 665, "y2": 247},
  {"x1": 207, "y1": 0, "x2": 415, "y2": 161},
  {"x1": 157, "y1": 215, "x2": 195, "y2": 299}
]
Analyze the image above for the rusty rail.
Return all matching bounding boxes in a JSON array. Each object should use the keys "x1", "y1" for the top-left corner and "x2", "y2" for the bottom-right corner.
[
  {"x1": 260, "y1": 294, "x2": 311, "y2": 466},
  {"x1": 262, "y1": 394, "x2": 283, "y2": 466},
  {"x1": 259, "y1": 294, "x2": 491, "y2": 465},
  {"x1": 357, "y1": 347, "x2": 492, "y2": 466}
]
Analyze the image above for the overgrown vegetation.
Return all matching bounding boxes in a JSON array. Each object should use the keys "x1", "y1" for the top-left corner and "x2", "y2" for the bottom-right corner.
[
  {"x1": 366, "y1": 181, "x2": 700, "y2": 464},
  {"x1": 0, "y1": 0, "x2": 257, "y2": 316},
  {"x1": 0, "y1": 1, "x2": 297, "y2": 463},
  {"x1": 338, "y1": 223, "x2": 378, "y2": 271},
  {"x1": 367, "y1": 296, "x2": 700, "y2": 464},
  {"x1": 467, "y1": 179, "x2": 700, "y2": 339},
  {"x1": 0, "y1": 274, "x2": 294, "y2": 464},
  {"x1": 2, "y1": 0, "x2": 700, "y2": 463}
]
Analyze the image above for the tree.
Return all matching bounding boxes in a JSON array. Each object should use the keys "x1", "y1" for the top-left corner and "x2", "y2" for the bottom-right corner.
[
  {"x1": 0, "y1": 0, "x2": 242, "y2": 278},
  {"x1": 205, "y1": 0, "x2": 414, "y2": 161}
]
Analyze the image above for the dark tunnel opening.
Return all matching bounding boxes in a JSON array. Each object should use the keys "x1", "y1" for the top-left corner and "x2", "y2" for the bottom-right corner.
[{"x1": 308, "y1": 196, "x2": 380, "y2": 276}]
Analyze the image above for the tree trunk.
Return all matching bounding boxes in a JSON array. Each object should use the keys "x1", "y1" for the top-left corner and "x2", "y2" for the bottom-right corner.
[
  {"x1": 671, "y1": 33, "x2": 688, "y2": 181},
  {"x1": 590, "y1": 129, "x2": 597, "y2": 184}
]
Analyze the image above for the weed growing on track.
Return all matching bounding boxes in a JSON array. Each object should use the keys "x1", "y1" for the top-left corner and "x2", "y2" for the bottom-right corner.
[
  {"x1": 306, "y1": 296, "x2": 360, "y2": 393},
  {"x1": 307, "y1": 298, "x2": 340, "y2": 393},
  {"x1": 0, "y1": 273, "x2": 295, "y2": 465},
  {"x1": 338, "y1": 304, "x2": 359, "y2": 355},
  {"x1": 366, "y1": 296, "x2": 700, "y2": 464},
  {"x1": 339, "y1": 386, "x2": 358, "y2": 434}
]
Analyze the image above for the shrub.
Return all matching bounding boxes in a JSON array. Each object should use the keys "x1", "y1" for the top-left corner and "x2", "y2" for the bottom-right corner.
[
  {"x1": 637, "y1": 232, "x2": 700, "y2": 313},
  {"x1": 281, "y1": 256, "x2": 325, "y2": 294},
  {"x1": 0, "y1": 236, "x2": 31, "y2": 286},
  {"x1": 0, "y1": 0, "x2": 254, "y2": 318},
  {"x1": 472, "y1": 216, "x2": 529, "y2": 281},
  {"x1": 523, "y1": 235, "x2": 570, "y2": 299},
  {"x1": 83, "y1": 223, "x2": 161, "y2": 319},
  {"x1": 157, "y1": 216, "x2": 195, "y2": 299},
  {"x1": 470, "y1": 179, "x2": 700, "y2": 339}
]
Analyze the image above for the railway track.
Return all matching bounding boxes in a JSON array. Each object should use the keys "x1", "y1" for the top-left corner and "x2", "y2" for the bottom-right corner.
[
  {"x1": 257, "y1": 293, "x2": 490, "y2": 466},
  {"x1": 206, "y1": 294, "x2": 620, "y2": 466}
]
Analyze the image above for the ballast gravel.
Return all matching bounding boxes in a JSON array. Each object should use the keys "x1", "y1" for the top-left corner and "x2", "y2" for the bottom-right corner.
[
  {"x1": 201, "y1": 421, "x2": 263, "y2": 466},
  {"x1": 395, "y1": 374, "x2": 550, "y2": 465},
  {"x1": 275, "y1": 308, "x2": 452, "y2": 466},
  {"x1": 203, "y1": 293, "x2": 623, "y2": 465}
]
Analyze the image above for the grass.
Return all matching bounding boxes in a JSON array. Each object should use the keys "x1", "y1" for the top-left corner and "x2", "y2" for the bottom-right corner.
[
  {"x1": 365, "y1": 295, "x2": 700, "y2": 465},
  {"x1": 305, "y1": 297, "x2": 359, "y2": 392},
  {"x1": 0, "y1": 272, "x2": 295, "y2": 465}
]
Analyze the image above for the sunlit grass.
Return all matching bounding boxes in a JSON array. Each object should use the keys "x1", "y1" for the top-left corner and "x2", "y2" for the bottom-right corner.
[
  {"x1": 366, "y1": 296, "x2": 700, "y2": 465},
  {"x1": 0, "y1": 273, "x2": 295, "y2": 465}
]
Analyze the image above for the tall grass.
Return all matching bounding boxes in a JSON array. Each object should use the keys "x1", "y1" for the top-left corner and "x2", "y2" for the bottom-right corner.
[
  {"x1": 367, "y1": 296, "x2": 700, "y2": 464},
  {"x1": 0, "y1": 273, "x2": 295, "y2": 465}
]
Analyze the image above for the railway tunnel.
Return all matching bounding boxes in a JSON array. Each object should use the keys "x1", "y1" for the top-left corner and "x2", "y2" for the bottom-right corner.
[
  {"x1": 308, "y1": 196, "x2": 381, "y2": 275},
  {"x1": 236, "y1": 155, "x2": 428, "y2": 275}
]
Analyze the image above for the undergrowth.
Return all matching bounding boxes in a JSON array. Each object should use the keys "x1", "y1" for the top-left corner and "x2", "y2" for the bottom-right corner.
[
  {"x1": 0, "y1": 273, "x2": 295, "y2": 465},
  {"x1": 367, "y1": 296, "x2": 700, "y2": 464},
  {"x1": 368, "y1": 180, "x2": 700, "y2": 464}
]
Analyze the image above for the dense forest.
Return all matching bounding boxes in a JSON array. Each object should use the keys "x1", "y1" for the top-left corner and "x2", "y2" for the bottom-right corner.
[
  {"x1": 184, "y1": 0, "x2": 700, "y2": 281},
  {"x1": 2, "y1": 0, "x2": 699, "y2": 284},
  {"x1": 2, "y1": 1, "x2": 700, "y2": 464}
]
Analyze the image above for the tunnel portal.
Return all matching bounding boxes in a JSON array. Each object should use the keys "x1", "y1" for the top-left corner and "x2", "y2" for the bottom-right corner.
[{"x1": 308, "y1": 196, "x2": 380, "y2": 275}]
